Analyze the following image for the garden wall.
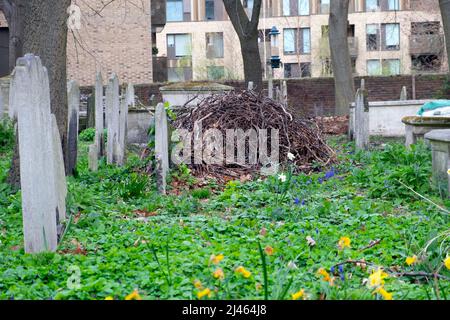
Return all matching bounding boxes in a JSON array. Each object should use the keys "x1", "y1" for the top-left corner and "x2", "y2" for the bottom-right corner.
[{"x1": 80, "y1": 74, "x2": 449, "y2": 117}]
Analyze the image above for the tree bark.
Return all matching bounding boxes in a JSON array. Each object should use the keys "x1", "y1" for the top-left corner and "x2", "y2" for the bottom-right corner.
[
  {"x1": 440, "y1": 0, "x2": 450, "y2": 76},
  {"x1": 4, "y1": 0, "x2": 71, "y2": 187},
  {"x1": 223, "y1": 0, "x2": 263, "y2": 90},
  {"x1": 329, "y1": 0, "x2": 355, "y2": 116}
]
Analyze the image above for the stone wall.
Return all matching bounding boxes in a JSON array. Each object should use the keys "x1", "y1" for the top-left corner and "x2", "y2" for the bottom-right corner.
[{"x1": 80, "y1": 74, "x2": 449, "y2": 117}]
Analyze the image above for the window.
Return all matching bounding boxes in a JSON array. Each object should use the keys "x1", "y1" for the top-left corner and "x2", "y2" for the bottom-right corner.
[
  {"x1": 412, "y1": 55, "x2": 442, "y2": 72},
  {"x1": 283, "y1": 28, "x2": 310, "y2": 54},
  {"x1": 382, "y1": 59, "x2": 400, "y2": 75},
  {"x1": 300, "y1": 28, "x2": 311, "y2": 54},
  {"x1": 205, "y1": 0, "x2": 215, "y2": 20},
  {"x1": 366, "y1": 24, "x2": 380, "y2": 51},
  {"x1": 207, "y1": 66, "x2": 225, "y2": 80},
  {"x1": 365, "y1": 0, "x2": 379, "y2": 11},
  {"x1": 167, "y1": 34, "x2": 192, "y2": 58},
  {"x1": 300, "y1": 62, "x2": 311, "y2": 77},
  {"x1": 387, "y1": 0, "x2": 399, "y2": 10},
  {"x1": 168, "y1": 67, "x2": 193, "y2": 82},
  {"x1": 299, "y1": 0, "x2": 310, "y2": 15},
  {"x1": 206, "y1": 32, "x2": 224, "y2": 58},
  {"x1": 284, "y1": 63, "x2": 300, "y2": 78},
  {"x1": 367, "y1": 59, "x2": 381, "y2": 75},
  {"x1": 283, "y1": 0, "x2": 291, "y2": 16},
  {"x1": 383, "y1": 23, "x2": 400, "y2": 50},
  {"x1": 167, "y1": 0, "x2": 183, "y2": 22},
  {"x1": 320, "y1": 0, "x2": 330, "y2": 14},
  {"x1": 284, "y1": 29, "x2": 296, "y2": 54}
]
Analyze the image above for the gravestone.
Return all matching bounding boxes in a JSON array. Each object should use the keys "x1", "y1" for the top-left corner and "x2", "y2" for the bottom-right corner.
[
  {"x1": 268, "y1": 78, "x2": 273, "y2": 99},
  {"x1": 155, "y1": 103, "x2": 169, "y2": 194},
  {"x1": 10, "y1": 54, "x2": 66, "y2": 253},
  {"x1": 248, "y1": 81, "x2": 254, "y2": 91},
  {"x1": 106, "y1": 74, "x2": 120, "y2": 165},
  {"x1": 282, "y1": 81, "x2": 288, "y2": 107},
  {"x1": 424, "y1": 129, "x2": 450, "y2": 197},
  {"x1": 86, "y1": 94, "x2": 95, "y2": 128},
  {"x1": 400, "y1": 86, "x2": 408, "y2": 101},
  {"x1": 51, "y1": 114, "x2": 67, "y2": 223},
  {"x1": 117, "y1": 84, "x2": 133, "y2": 166},
  {"x1": 88, "y1": 143, "x2": 99, "y2": 172},
  {"x1": 354, "y1": 86, "x2": 370, "y2": 150},
  {"x1": 67, "y1": 80, "x2": 80, "y2": 175},
  {"x1": 95, "y1": 72, "x2": 104, "y2": 158}
]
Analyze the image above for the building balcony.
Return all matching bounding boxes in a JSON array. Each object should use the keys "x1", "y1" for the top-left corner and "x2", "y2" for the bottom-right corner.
[
  {"x1": 409, "y1": 34, "x2": 444, "y2": 55},
  {"x1": 319, "y1": 37, "x2": 358, "y2": 58}
]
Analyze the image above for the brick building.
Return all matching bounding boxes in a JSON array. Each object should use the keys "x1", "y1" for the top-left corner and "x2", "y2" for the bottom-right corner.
[
  {"x1": 0, "y1": 1, "x2": 155, "y2": 86},
  {"x1": 157, "y1": 0, "x2": 448, "y2": 81}
]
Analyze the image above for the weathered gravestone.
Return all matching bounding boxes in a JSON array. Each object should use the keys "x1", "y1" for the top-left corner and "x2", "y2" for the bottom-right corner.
[
  {"x1": 400, "y1": 86, "x2": 408, "y2": 101},
  {"x1": 354, "y1": 82, "x2": 370, "y2": 150},
  {"x1": 106, "y1": 74, "x2": 120, "y2": 165},
  {"x1": 67, "y1": 80, "x2": 80, "y2": 175},
  {"x1": 116, "y1": 83, "x2": 133, "y2": 165},
  {"x1": 248, "y1": 81, "x2": 254, "y2": 91},
  {"x1": 10, "y1": 54, "x2": 67, "y2": 253},
  {"x1": 155, "y1": 103, "x2": 169, "y2": 194},
  {"x1": 87, "y1": 94, "x2": 95, "y2": 128},
  {"x1": 88, "y1": 143, "x2": 99, "y2": 172},
  {"x1": 95, "y1": 72, "x2": 104, "y2": 158},
  {"x1": 424, "y1": 129, "x2": 450, "y2": 197}
]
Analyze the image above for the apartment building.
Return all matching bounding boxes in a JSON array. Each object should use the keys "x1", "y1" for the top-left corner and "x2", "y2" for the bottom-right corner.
[{"x1": 156, "y1": 0, "x2": 448, "y2": 82}]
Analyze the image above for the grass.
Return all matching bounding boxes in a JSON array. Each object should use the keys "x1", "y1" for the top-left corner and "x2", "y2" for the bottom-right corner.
[{"x1": 0, "y1": 128, "x2": 448, "y2": 300}]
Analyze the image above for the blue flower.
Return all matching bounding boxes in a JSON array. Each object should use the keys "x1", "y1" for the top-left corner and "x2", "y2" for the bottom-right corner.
[
  {"x1": 340, "y1": 273, "x2": 345, "y2": 281},
  {"x1": 318, "y1": 178, "x2": 323, "y2": 184},
  {"x1": 330, "y1": 266, "x2": 335, "y2": 274},
  {"x1": 301, "y1": 229, "x2": 305, "y2": 234},
  {"x1": 315, "y1": 228, "x2": 319, "y2": 235},
  {"x1": 306, "y1": 179, "x2": 312, "y2": 185},
  {"x1": 324, "y1": 170, "x2": 335, "y2": 180},
  {"x1": 294, "y1": 198, "x2": 300, "y2": 205},
  {"x1": 338, "y1": 265, "x2": 344, "y2": 273},
  {"x1": 301, "y1": 199, "x2": 306, "y2": 206}
]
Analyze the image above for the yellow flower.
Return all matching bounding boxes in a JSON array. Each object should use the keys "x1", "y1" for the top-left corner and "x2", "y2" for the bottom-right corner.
[
  {"x1": 373, "y1": 286, "x2": 393, "y2": 300},
  {"x1": 197, "y1": 288, "x2": 212, "y2": 299},
  {"x1": 235, "y1": 266, "x2": 252, "y2": 278},
  {"x1": 125, "y1": 289, "x2": 142, "y2": 300},
  {"x1": 193, "y1": 279, "x2": 203, "y2": 289},
  {"x1": 444, "y1": 256, "x2": 450, "y2": 270},
  {"x1": 213, "y1": 268, "x2": 225, "y2": 280},
  {"x1": 291, "y1": 289, "x2": 305, "y2": 300},
  {"x1": 338, "y1": 236, "x2": 351, "y2": 249},
  {"x1": 210, "y1": 254, "x2": 224, "y2": 265},
  {"x1": 264, "y1": 246, "x2": 274, "y2": 256},
  {"x1": 367, "y1": 268, "x2": 388, "y2": 288},
  {"x1": 105, "y1": 296, "x2": 114, "y2": 300},
  {"x1": 317, "y1": 268, "x2": 331, "y2": 282},
  {"x1": 405, "y1": 255, "x2": 417, "y2": 266},
  {"x1": 447, "y1": 169, "x2": 450, "y2": 175}
]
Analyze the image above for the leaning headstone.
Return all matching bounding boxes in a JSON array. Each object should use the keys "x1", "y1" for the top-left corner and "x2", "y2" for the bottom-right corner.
[
  {"x1": 10, "y1": 54, "x2": 65, "y2": 253},
  {"x1": 117, "y1": 84, "x2": 133, "y2": 166},
  {"x1": 106, "y1": 74, "x2": 120, "y2": 165},
  {"x1": 354, "y1": 87, "x2": 370, "y2": 150},
  {"x1": 95, "y1": 72, "x2": 104, "y2": 158},
  {"x1": 51, "y1": 114, "x2": 67, "y2": 223},
  {"x1": 67, "y1": 80, "x2": 80, "y2": 175},
  {"x1": 86, "y1": 94, "x2": 95, "y2": 128},
  {"x1": 155, "y1": 103, "x2": 169, "y2": 194},
  {"x1": 400, "y1": 86, "x2": 408, "y2": 101},
  {"x1": 88, "y1": 143, "x2": 99, "y2": 172}
]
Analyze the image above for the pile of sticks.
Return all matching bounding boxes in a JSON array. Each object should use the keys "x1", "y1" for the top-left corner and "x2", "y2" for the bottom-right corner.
[{"x1": 174, "y1": 90, "x2": 336, "y2": 178}]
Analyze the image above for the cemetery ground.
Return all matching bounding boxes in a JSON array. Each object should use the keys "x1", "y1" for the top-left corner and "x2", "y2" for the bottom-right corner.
[{"x1": 0, "y1": 123, "x2": 449, "y2": 300}]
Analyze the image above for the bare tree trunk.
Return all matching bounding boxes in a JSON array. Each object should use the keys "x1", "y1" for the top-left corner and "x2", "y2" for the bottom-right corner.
[
  {"x1": 329, "y1": 0, "x2": 355, "y2": 116},
  {"x1": 223, "y1": 0, "x2": 263, "y2": 90},
  {"x1": 440, "y1": 0, "x2": 450, "y2": 75},
  {"x1": 0, "y1": 0, "x2": 24, "y2": 72},
  {"x1": 4, "y1": 0, "x2": 71, "y2": 187}
]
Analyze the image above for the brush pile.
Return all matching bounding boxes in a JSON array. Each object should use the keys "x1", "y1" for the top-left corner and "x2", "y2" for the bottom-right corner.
[{"x1": 174, "y1": 90, "x2": 336, "y2": 179}]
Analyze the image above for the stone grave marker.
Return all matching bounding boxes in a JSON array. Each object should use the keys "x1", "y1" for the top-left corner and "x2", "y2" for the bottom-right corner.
[
  {"x1": 424, "y1": 129, "x2": 450, "y2": 197},
  {"x1": 155, "y1": 103, "x2": 169, "y2": 194},
  {"x1": 88, "y1": 143, "x2": 99, "y2": 172},
  {"x1": 95, "y1": 72, "x2": 104, "y2": 158},
  {"x1": 11, "y1": 54, "x2": 66, "y2": 253},
  {"x1": 67, "y1": 80, "x2": 80, "y2": 175},
  {"x1": 106, "y1": 74, "x2": 120, "y2": 165},
  {"x1": 400, "y1": 86, "x2": 408, "y2": 101},
  {"x1": 87, "y1": 94, "x2": 95, "y2": 128},
  {"x1": 354, "y1": 85, "x2": 369, "y2": 150}
]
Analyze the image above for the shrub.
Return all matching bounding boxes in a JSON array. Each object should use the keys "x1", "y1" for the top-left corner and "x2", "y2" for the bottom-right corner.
[
  {"x1": 79, "y1": 128, "x2": 96, "y2": 142},
  {"x1": 0, "y1": 119, "x2": 15, "y2": 153}
]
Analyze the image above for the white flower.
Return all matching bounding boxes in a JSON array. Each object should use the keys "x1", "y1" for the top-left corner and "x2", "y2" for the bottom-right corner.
[
  {"x1": 306, "y1": 236, "x2": 316, "y2": 247},
  {"x1": 447, "y1": 168, "x2": 450, "y2": 175},
  {"x1": 278, "y1": 173, "x2": 287, "y2": 182},
  {"x1": 287, "y1": 152, "x2": 295, "y2": 161},
  {"x1": 287, "y1": 261, "x2": 298, "y2": 270}
]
